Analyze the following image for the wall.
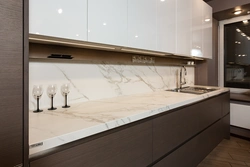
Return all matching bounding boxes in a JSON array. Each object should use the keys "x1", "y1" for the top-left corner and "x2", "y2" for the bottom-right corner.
[{"x1": 29, "y1": 61, "x2": 194, "y2": 110}]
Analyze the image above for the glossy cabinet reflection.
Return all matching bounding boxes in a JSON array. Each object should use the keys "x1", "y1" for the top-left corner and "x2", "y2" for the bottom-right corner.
[
  {"x1": 176, "y1": 0, "x2": 192, "y2": 56},
  {"x1": 29, "y1": 0, "x2": 87, "y2": 41},
  {"x1": 128, "y1": 0, "x2": 157, "y2": 51},
  {"x1": 202, "y1": 2, "x2": 212, "y2": 59},
  {"x1": 88, "y1": 0, "x2": 127, "y2": 46},
  {"x1": 29, "y1": 0, "x2": 212, "y2": 59},
  {"x1": 157, "y1": 0, "x2": 176, "y2": 53},
  {"x1": 191, "y1": 0, "x2": 203, "y2": 57}
]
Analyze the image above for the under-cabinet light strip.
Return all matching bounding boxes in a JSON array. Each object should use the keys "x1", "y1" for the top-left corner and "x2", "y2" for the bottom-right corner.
[
  {"x1": 29, "y1": 37, "x2": 116, "y2": 50},
  {"x1": 121, "y1": 48, "x2": 166, "y2": 56}
]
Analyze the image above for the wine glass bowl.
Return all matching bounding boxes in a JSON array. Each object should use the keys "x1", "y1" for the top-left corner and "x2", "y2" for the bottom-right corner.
[
  {"x1": 47, "y1": 84, "x2": 57, "y2": 98},
  {"x1": 32, "y1": 85, "x2": 43, "y2": 113},
  {"x1": 61, "y1": 83, "x2": 70, "y2": 96},
  {"x1": 61, "y1": 83, "x2": 70, "y2": 108},
  {"x1": 47, "y1": 84, "x2": 57, "y2": 110}
]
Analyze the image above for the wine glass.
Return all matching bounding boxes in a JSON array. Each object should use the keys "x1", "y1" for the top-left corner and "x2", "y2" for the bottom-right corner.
[
  {"x1": 47, "y1": 84, "x2": 57, "y2": 110},
  {"x1": 32, "y1": 85, "x2": 43, "y2": 113},
  {"x1": 61, "y1": 83, "x2": 70, "y2": 108}
]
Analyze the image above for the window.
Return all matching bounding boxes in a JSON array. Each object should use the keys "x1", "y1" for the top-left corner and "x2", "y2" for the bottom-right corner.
[{"x1": 224, "y1": 20, "x2": 250, "y2": 89}]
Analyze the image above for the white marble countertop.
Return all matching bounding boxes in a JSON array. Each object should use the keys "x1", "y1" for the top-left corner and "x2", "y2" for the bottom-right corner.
[{"x1": 29, "y1": 86, "x2": 229, "y2": 155}]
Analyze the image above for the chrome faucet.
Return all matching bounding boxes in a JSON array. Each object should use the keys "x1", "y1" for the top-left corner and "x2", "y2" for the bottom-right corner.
[{"x1": 179, "y1": 66, "x2": 187, "y2": 89}]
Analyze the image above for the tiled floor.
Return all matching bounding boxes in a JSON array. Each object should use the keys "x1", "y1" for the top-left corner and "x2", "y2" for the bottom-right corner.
[{"x1": 198, "y1": 136, "x2": 250, "y2": 167}]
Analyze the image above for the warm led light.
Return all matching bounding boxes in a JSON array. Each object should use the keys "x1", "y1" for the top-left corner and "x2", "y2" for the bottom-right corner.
[
  {"x1": 243, "y1": 20, "x2": 249, "y2": 23},
  {"x1": 205, "y1": 18, "x2": 210, "y2": 22},
  {"x1": 234, "y1": 10, "x2": 242, "y2": 15},
  {"x1": 58, "y1": 8, "x2": 63, "y2": 14},
  {"x1": 236, "y1": 28, "x2": 241, "y2": 32},
  {"x1": 247, "y1": 37, "x2": 250, "y2": 40},
  {"x1": 121, "y1": 48, "x2": 165, "y2": 56},
  {"x1": 29, "y1": 37, "x2": 116, "y2": 50},
  {"x1": 241, "y1": 33, "x2": 246, "y2": 36}
]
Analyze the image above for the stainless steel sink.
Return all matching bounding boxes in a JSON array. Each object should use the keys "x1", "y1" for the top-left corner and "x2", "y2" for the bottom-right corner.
[{"x1": 167, "y1": 86, "x2": 218, "y2": 95}]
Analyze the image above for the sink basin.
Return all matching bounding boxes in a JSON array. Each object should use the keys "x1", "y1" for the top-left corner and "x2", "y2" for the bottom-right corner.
[{"x1": 167, "y1": 86, "x2": 218, "y2": 95}]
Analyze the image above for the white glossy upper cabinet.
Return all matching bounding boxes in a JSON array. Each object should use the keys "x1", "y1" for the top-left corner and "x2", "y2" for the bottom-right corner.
[
  {"x1": 191, "y1": 0, "x2": 203, "y2": 57},
  {"x1": 176, "y1": 0, "x2": 192, "y2": 56},
  {"x1": 202, "y1": 2, "x2": 212, "y2": 59},
  {"x1": 157, "y1": 0, "x2": 176, "y2": 53},
  {"x1": 128, "y1": 0, "x2": 157, "y2": 51},
  {"x1": 88, "y1": 0, "x2": 127, "y2": 46},
  {"x1": 29, "y1": 0, "x2": 87, "y2": 41}
]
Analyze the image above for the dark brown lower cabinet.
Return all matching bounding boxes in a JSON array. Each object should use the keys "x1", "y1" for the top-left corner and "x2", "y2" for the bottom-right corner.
[
  {"x1": 153, "y1": 119, "x2": 223, "y2": 167},
  {"x1": 30, "y1": 121, "x2": 152, "y2": 167},
  {"x1": 29, "y1": 92, "x2": 230, "y2": 167}
]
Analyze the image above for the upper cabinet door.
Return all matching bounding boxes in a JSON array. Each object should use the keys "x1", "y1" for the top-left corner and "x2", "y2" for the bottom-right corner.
[
  {"x1": 157, "y1": 0, "x2": 176, "y2": 53},
  {"x1": 88, "y1": 0, "x2": 127, "y2": 46},
  {"x1": 128, "y1": 0, "x2": 157, "y2": 51},
  {"x1": 29, "y1": 0, "x2": 87, "y2": 41},
  {"x1": 202, "y1": 2, "x2": 212, "y2": 59},
  {"x1": 191, "y1": 0, "x2": 203, "y2": 57},
  {"x1": 176, "y1": 0, "x2": 192, "y2": 56}
]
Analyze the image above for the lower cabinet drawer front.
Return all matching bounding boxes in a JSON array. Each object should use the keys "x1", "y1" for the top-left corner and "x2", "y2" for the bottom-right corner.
[
  {"x1": 222, "y1": 114, "x2": 230, "y2": 139},
  {"x1": 153, "y1": 104, "x2": 200, "y2": 161},
  {"x1": 230, "y1": 103, "x2": 250, "y2": 130},
  {"x1": 30, "y1": 121, "x2": 152, "y2": 167},
  {"x1": 154, "y1": 120, "x2": 223, "y2": 167},
  {"x1": 198, "y1": 96, "x2": 222, "y2": 130}
]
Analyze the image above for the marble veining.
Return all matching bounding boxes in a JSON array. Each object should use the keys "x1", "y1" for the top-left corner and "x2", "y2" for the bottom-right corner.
[
  {"x1": 29, "y1": 61, "x2": 194, "y2": 109},
  {"x1": 29, "y1": 87, "x2": 229, "y2": 155}
]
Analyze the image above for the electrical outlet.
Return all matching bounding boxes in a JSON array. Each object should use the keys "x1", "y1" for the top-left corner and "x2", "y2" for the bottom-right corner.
[{"x1": 132, "y1": 55, "x2": 155, "y2": 64}]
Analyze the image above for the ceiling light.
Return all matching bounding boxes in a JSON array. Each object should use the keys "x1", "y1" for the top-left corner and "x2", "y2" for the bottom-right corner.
[
  {"x1": 243, "y1": 20, "x2": 249, "y2": 23},
  {"x1": 103, "y1": 22, "x2": 107, "y2": 26},
  {"x1": 247, "y1": 37, "x2": 250, "y2": 40},
  {"x1": 160, "y1": 0, "x2": 165, "y2": 1},
  {"x1": 205, "y1": 18, "x2": 210, "y2": 22},
  {"x1": 58, "y1": 8, "x2": 63, "y2": 14},
  {"x1": 234, "y1": 10, "x2": 242, "y2": 15},
  {"x1": 236, "y1": 28, "x2": 241, "y2": 32},
  {"x1": 248, "y1": 11, "x2": 250, "y2": 14},
  {"x1": 135, "y1": 35, "x2": 138, "y2": 38},
  {"x1": 241, "y1": 33, "x2": 246, "y2": 36}
]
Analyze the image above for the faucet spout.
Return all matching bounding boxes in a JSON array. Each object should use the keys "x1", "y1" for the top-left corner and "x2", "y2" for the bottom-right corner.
[{"x1": 179, "y1": 66, "x2": 187, "y2": 89}]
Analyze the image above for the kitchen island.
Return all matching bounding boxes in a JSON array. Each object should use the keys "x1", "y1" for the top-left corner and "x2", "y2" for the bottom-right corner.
[{"x1": 29, "y1": 86, "x2": 230, "y2": 167}]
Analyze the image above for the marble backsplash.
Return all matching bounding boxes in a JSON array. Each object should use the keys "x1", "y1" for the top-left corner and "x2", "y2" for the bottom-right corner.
[{"x1": 29, "y1": 61, "x2": 194, "y2": 110}]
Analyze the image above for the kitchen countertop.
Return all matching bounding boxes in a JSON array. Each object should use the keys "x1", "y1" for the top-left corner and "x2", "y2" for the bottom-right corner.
[
  {"x1": 230, "y1": 92, "x2": 250, "y2": 103},
  {"x1": 29, "y1": 86, "x2": 229, "y2": 155}
]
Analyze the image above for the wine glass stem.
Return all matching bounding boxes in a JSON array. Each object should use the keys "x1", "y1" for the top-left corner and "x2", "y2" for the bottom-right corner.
[
  {"x1": 37, "y1": 97, "x2": 39, "y2": 111},
  {"x1": 65, "y1": 94, "x2": 67, "y2": 106},
  {"x1": 51, "y1": 96, "x2": 54, "y2": 108}
]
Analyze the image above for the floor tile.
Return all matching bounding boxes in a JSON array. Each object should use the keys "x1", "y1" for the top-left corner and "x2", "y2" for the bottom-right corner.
[{"x1": 198, "y1": 136, "x2": 250, "y2": 167}]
